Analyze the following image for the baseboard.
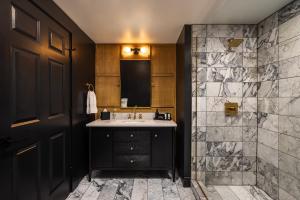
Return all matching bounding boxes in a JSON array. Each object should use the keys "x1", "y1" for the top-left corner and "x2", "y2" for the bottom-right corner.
[{"x1": 180, "y1": 176, "x2": 191, "y2": 187}]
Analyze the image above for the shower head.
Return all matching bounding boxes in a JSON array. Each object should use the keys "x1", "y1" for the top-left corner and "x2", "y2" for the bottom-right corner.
[{"x1": 227, "y1": 38, "x2": 243, "y2": 51}]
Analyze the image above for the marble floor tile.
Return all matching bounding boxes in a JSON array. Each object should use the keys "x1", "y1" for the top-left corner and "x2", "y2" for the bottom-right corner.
[
  {"x1": 66, "y1": 176, "x2": 195, "y2": 200},
  {"x1": 81, "y1": 179, "x2": 106, "y2": 200},
  {"x1": 176, "y1": 179, "x2": 196, "y2": 200},
  {"x1": 98, "y1": 179, "x2": 120, "y2": 200},
  {"x1": 131, "y1": 179, "x2": 147, "y2": 200},
  {"x1": 66, "y1": 178, "x2": 91, "y2": 200},
  {"x1": 148, "y1": 179, "x2": 164, "y2": 200},
  {"x1": 162, "y1": 178, "x2": 181, "y2": 200}
]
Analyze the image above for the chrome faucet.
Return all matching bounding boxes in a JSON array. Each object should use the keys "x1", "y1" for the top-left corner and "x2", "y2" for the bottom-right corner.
[{"x1": 133, "y1": 105, "x2": 137, "y2": 120}]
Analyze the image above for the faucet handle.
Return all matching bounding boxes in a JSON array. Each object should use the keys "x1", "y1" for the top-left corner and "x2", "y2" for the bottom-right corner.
[
  {"x1": 138, "y1": 113, "x2": 143, "y2": 119},
  {"x1": 128, "y1": 113, "x2": 132, "y2": 119}
]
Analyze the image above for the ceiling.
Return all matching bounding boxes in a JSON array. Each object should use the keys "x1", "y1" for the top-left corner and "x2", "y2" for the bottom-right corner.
[{"x1": 53, "y1": 0, "x2": 292, "y2": 43}]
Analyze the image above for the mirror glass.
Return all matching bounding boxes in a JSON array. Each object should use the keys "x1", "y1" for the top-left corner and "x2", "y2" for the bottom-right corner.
[{"x1": 120, "y1": 60, "x2": 151, "y2": 107}]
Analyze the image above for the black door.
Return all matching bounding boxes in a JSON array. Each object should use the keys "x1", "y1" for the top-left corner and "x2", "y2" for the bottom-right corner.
[{"x1": 0, "y1": 1, "x2": 71, "y2": 200}]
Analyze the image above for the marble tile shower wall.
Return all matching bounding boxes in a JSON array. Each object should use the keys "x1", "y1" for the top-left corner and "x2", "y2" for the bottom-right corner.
[
  {"x1": 191, "y1": 24, "x2": 258, "y2": 186},
  {"x1": 257, "y1": 0, "x2": 300, "y2": 200}
]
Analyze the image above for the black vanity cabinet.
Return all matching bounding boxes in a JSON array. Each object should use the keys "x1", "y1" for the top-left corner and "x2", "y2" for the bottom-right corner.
[
  {"x1": 91, "y1": 129, "x2": 113, "y2": 168},
  {"x1": 152, "y1": 129, "x2": 173, "y2": 168},
  {"x1": 88, "y1": 125, "x2": 176, "y2": 181}
]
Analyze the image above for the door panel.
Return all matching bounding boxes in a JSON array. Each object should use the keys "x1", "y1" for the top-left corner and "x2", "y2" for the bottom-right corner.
[
  {"x1": 13, "y1": 144, "x2": 40, "y2": 200},
  {"x1": 91, "y1": 129, "x2": 113, "y2": 168},
  {"x1": 11, "y1": 47, "x2": 40, "y2": 126},
  {"x1": 49, "y1": 59, "x2": 64, "y2": 117},
  {"x1": 11, "y1": 4, "x2": 40, "y2": 41},
  {"x1": 49, "y1": 132, "x2": 65, "y2": 193},
  {"x1": 2, "y1": 1, "x2": 71, "y2": 200},
  {"x1": 152, "y1": 129, "x2": 173, "y2": 168}
]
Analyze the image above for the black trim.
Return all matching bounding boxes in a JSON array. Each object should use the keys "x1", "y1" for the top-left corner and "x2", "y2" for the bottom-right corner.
[{"x1": 176, "y1": 25, "x2": 192, "y2": 187}]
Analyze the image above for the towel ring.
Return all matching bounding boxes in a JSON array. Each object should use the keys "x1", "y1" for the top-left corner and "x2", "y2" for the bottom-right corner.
[{"x1": 86, "y1": 83, "x2": 94, "y2": 91}]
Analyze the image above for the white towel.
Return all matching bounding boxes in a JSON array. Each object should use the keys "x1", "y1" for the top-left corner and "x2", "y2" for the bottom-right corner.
[{"x1": 86, "y1": 91, "x2": 98, "y2": 114}]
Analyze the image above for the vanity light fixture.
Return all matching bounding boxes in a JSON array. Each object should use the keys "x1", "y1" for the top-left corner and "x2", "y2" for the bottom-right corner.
[
  {"x1": 123, "y1": 47, "x2": 147, "y2": 55},
  {"x1": 121, "y1": 45, "x2": 150, "y2": 59}
]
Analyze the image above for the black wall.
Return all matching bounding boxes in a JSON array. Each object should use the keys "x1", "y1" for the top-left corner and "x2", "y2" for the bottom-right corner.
[{"x1": 176, "y1": 25, "x2": 192, "y2": 187}]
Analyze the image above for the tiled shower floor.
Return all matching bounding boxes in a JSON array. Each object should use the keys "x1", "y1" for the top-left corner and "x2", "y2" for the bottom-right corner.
[{"x1": 205, "y1": 185, "x2": 273, "y2": 200}]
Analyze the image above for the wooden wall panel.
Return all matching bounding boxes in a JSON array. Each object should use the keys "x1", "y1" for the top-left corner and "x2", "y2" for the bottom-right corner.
[
  {"x1": 95, "y1": 44, "x2": 176, "y2": 119},
  {"x1": 152, "y1": 77, "x2": 175, "y2": 107},
  {"x1": 95, "y1": 44, "x2": 120, "y2": 76},
  {"x1": 151, "y1": 45, "x2": 176, "y2": 76},
  {"x1": 96, "y1": 77, "x2": 120, "y2": 107}
]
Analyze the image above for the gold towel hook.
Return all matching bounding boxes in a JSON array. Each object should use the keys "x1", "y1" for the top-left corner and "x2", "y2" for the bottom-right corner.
[{"x1": 86, "y1": 83, "x2": 94, "y2": 91}]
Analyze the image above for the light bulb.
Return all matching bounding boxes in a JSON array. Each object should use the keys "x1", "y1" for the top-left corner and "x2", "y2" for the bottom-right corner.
[
  {"x1": 123, "y1": 47, "x2": 131, "y2": 54},
  {"x1": 140, "y1": 47, "x2": 147, "y2": 54}
]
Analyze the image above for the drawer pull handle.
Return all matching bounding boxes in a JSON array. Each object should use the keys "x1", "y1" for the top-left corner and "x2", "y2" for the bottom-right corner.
[
  {"x1": 106, "y1": 134, "x2": 110, "y2": 138},
  {"x1": 130, "y1": 146, "x2": 134, "y2": 151},
  {"x1": 130, "y1": 159, "x2": 135, "y2": 164},
  {"x1": 154, "y1": 134, "x2": 158, "y2": 138},
  {"x1": 130, "y1": 134, "x2": 134, "y2": 138}
]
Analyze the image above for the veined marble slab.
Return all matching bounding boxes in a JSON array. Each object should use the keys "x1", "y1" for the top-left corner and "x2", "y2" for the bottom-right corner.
[
  {"x1": 279, "y1": 14, "x2": 300, "y2": 43},
  {"x1": 279, "y1": 115, "x2": 300, "y2": 138},
  {"x1": 258, "y1": 128, "x2": 278, "y2": 150},
  {"x1": 86, "y1": 119, "x2": 177, "y2": 127},
  {"x1": 258, "y1": 12, "x2": 278, "y2": 36},
  {"x1": 279, "y1": 34, "x2": 300, "y2": 61},
  {"x1": 207, "y1": 25, "x2": 243, "y2": 38},
  {"x1": 258, "y1": 98, "x2": 278, "y2": 114},
  {"x1": 257, "y1": 112, "x2": 279, "y2": 132},
  {"x1": 243, "y1": 127, "x2": 257, "y2": 142},
  {"x1": 279, "y1": 55, "x2": 300, "y2": 79},
  {"x1": 257, "y1": 143, "x2": 278, "y2": 167},
  {"x1": 279, "y1": 0, "x2": 300, "y2": 25},
  {"x1": 258, "y1": 62, "x2": 278, "y2": 82},
  {"x1": 279, "y1": 170, "x2": 300, "y2": 198},
  {"x1": 192, "y1": 25, "x2": 207, "y2": 38},
  {"x1": 214, "y1": 186, "x2": 239, "y2": 200},
  {"x1": 243, "y1": 52, "x2": 257, "y2": 68},
  {"x1": 205, "y1": 171, "x2": 243, "y2": 185},
  {"x1": 207, "y1": 52, "x2": 243, "y2": 68},
  {"x1": 279, "y1": 133, "x2": 300, "y2": 160},
  {"x1": 258, "y1": 28, "x2": 278, "y2": 49},
  {"x1": 243, "y1": 25, "x2": 257, "y2": 38}
]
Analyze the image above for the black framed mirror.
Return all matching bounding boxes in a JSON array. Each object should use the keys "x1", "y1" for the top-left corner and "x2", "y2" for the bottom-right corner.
[{"x1": 120, "y1": 60, "x2": 151, "y2": 107}]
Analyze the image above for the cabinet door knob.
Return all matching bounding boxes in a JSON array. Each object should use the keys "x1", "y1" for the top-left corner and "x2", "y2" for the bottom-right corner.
[
  {"x1": 130, "y1": 133, "x2": 134, "y2": 138},
  {"x1": 130, "y1": 146, "x2": 134, "y2": 151},
  {"x1": 106, "y1": 134, "x2": 110, "y2": 138},
  {"x1": 154, "y1": 134, "x2": 158, "y2": 138},
  {"x1": 130, "y1": 159, "x2": 135, "y2": 164}
]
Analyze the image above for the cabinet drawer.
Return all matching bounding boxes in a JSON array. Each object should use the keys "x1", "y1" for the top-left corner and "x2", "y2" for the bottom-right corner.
[
  {"x1": 114, "y1": 155, "x2": 150, "y2": 168},
  {"x1": 113, "y1": 130, "x2": 150, "y2": 142},
  {"x1": 114, "y1": 141, "x2": 150, "y2": 155}
]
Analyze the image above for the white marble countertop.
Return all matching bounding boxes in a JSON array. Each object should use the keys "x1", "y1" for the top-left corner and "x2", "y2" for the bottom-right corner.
[{"x1": 86, "y1": 119, "x2": 177, "y2": 127}]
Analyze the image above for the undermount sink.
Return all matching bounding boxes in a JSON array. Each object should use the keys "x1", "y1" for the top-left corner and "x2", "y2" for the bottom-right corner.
[{"x1": 121, "y1": 120, "x2": 146, "y2": 123}]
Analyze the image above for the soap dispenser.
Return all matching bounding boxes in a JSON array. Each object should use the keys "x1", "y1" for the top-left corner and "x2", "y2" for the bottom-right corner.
[{"x1": 155, "y1": 109, "x2": 159, "y2": 120}]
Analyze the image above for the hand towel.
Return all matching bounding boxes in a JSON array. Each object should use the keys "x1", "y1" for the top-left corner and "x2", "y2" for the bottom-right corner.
[{"x1": 87, "y1": 91, "x2": 98, "y2": 114}]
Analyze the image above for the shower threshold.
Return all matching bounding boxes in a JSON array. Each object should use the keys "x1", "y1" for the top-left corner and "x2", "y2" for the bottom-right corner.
[{"x1": 191, "y1": 180, "x2": 274, "y2": 200}]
